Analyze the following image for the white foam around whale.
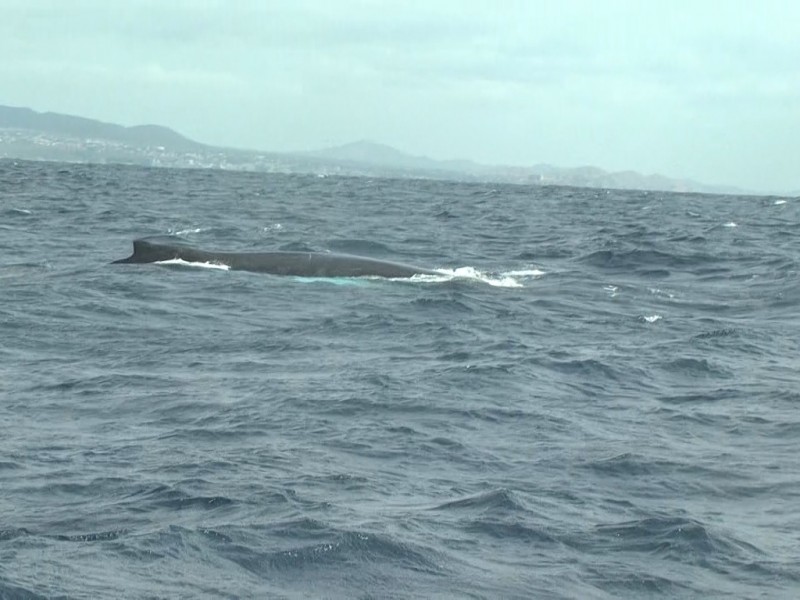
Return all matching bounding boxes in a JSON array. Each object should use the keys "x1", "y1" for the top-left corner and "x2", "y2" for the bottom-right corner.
[
  {"x1": 411, "y1": 266, "x2": 545, "y2": 288},
  {"x1": 155, "y1": 258, "x2": 231, "y2": 270},
  {"x1": 153, "y1": 258, "x2": 543, "y2": 287}
]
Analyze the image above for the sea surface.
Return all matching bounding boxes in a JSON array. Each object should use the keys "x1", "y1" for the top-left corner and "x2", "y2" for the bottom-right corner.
[{"x1": 1, "y1": 159, "x2": 799, "y2": 599}]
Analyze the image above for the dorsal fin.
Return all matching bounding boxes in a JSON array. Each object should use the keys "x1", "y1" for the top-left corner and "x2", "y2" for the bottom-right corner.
[{"x1": 113, "y1": 239, "x2": 181, "y2": 263}]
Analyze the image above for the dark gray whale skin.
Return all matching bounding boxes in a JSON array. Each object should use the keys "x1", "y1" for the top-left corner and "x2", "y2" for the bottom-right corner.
[{"x1": 114, "y1": 238, "x2": 437, "y2": 278}]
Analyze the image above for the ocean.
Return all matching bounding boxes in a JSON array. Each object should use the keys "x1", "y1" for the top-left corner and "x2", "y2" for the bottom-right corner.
[{"x1": 1, "y1": 159, "x2": 798, "y2": 599}]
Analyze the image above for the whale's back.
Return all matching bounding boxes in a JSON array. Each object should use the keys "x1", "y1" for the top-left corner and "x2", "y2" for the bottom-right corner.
[{"x1": 113, "y1": 238, "x2": 436, "y2": 278}]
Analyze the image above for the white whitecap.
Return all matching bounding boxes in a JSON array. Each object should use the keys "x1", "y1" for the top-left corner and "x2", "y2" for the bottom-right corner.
[
  {"x1": 774, "y1": 199, "x2": 787, "y2": 205},
  {"x1": 723, "y1": 222, "x2": 737, "y2": 228},
  {"x1": 155, "y1": 258, "x2": 230, "y2": 270},
  {"x1": 649, "y1": 288, "x2": 675, "y2": 299},
  {"x1": 169, "y1": 227, "x2": 206, "y2": 236},
  {"x1": 643, "y1": 315, "x2": 662, "y2": 323},
  {"x1": 504, "y1": 268, "x2": 546, "y2": 278}
]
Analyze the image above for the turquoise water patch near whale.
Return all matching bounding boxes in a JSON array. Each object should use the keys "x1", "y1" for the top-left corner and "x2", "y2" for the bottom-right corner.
[{"x1": 291, "y1": 276, "x2": 373, "y2": 286}]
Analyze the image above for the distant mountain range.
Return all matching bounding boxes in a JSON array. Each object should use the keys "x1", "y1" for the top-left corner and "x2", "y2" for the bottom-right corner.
[
  {"x1": 303, "y1": 140, "x2": 480, "y2": 173},
  {"x1": 0, "y1": 105, "x2": 204, "y2": 152},
  {"x1": 0, "y1": 104, "x2": 743, "y2": 194}
]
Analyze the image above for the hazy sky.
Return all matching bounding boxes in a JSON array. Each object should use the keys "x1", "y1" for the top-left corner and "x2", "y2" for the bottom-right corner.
[{"x1": 2, "y1": 0, "x2": 798, "y2": 192}]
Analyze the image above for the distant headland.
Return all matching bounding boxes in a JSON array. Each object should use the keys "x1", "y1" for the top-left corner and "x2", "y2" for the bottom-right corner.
[{"x1": 0, "y1": 104, "x2": 741, "y2": 194}]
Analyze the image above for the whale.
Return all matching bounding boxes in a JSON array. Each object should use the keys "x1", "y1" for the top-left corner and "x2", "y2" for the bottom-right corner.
[{"x1": 113, "y1": 238, "x2": 437, "y2": 278}]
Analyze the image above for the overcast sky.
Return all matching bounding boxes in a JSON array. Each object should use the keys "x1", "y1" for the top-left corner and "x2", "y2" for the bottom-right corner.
[{"x1": 2, "y1": 0, "x2": 798, "y2": 192}]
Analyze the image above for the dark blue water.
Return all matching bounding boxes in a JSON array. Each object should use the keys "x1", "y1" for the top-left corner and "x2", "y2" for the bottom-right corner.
[{"x1": 2, "y1": 159, "x2": 799, "y2": 599}]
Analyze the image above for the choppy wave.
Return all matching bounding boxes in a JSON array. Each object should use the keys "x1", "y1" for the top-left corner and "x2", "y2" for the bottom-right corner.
[{"x1": 1, "y1": 159, "x2": 798, "y2": 599}]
